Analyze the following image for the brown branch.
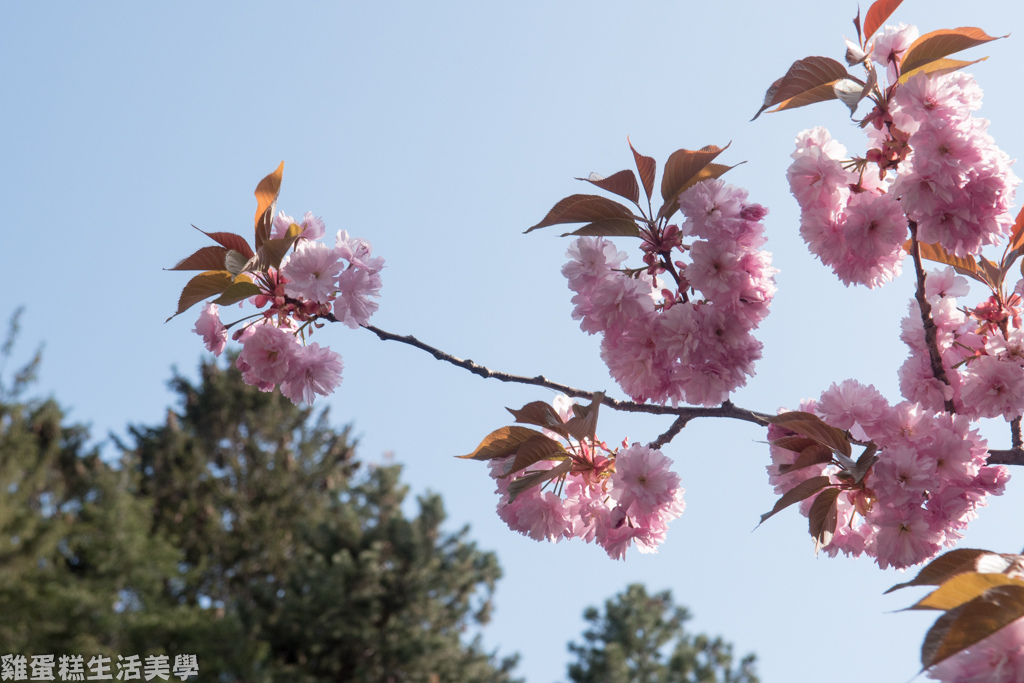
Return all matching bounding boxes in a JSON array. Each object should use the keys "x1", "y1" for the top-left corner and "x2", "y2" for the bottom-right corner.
[
  {"x1": 648, "y1": 416, "x2": 690, "y2": 450},
  {"x1": 909, "y1": 222, "x2": 956, "y2": 413},
  {"x1": 359, "y1": 323, "x2": 773, "y2": 429},
  {"x1": 1013, "y1": 417, "x2": 1022, "y2": 450},
  {"x1": 987, "y1": 448, "x2": 1024, "y2": 466}
]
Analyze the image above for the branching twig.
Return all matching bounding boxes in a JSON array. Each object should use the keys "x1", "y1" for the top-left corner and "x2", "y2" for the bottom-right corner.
[
  {"x1": 359, "y1": 324, "x2": 773, "y2": 427},
  {"x1": 909, "y1": 222, "x2": 956, "y2": 413},
  {"x1": 648, "y1": 415, "x2": 690, "y2": 450},
  {"x1": 352, "y1": 321, "x2": 1024, "y2": 465}
]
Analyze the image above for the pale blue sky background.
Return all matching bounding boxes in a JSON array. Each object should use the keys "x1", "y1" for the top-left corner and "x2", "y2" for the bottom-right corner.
[{"x1": 3, "y1": 1, "x2": 1024, "y2": 681}]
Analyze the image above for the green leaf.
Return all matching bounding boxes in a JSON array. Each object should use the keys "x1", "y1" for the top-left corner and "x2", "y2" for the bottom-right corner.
[
  {"x1": 225, "y1": 249, "x2": 249, "y2": 276},
  {"x1": 166, "y1": 270, "x2": 235, "y2": 322},
  {"x1": 629, "y1": 138, "x2": 656, "y2": 202},
  {"x1": 560, "y1": 219, "x2": 640, "y2": 238},
  {"x1": 758, "y1": 475, "x2": 832, "y2": 526},
  {"x1": 506, "y1": 435, "x2": 567, "y2": 477},
  {"x1": 752, "y1": 56, "x2": 850, "y2": 120},
  {"x1": 456, "y1": 426, "x2": 542, "y2": 461},
  {"x1": 577, "y1": 170, "x2": 640, "y2": 205},
  {"x1": 212, "y1": 275, "x2": 261, "y2": 307},
  {"x1": 900, "y1": 27, "x2": 1006, "y2": 78},
  {"x1": 862, "y1": 0, "x2": 904, "y2": 44},
  {"x1": 168, "y1": 246, "x2": 228, "y2": 271},
  {"x1": 526, "y1": 194, "x2": 634, "y2": 234},
  {"x1": 910, "y1": 573, "x2": 1024, "y2": 611},
  {"x1": 768, "y1": 411, "x2": 851, "y2": 457},
  {"x1": 657, "y1": 144, "x2": 731, "y2": 220},
  {"x1": 921, "y1": 584, "x2": 1024, "y2": 670},
  {"x1": 808, "y1": 487, "x2": 840, "y2": 554},
  {"x1": 507, "y1": 459, "x2": 572, "y2": 503},
  {"x1": 251, "y1": 223, "x2": 303, "y2": 273},
  {"x1": 254, "y1": 161, "x2": 284, "y2": 250},
  {"x1": 887, "y1": 549, "x2": 1013, "y2": 594},
  {"x1": 899, "y1": 56, "x2": 988, "y2": 84}
]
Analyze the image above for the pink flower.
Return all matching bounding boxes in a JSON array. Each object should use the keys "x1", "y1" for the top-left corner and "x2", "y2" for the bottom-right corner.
[
  {"x1": 280, "y1": 241, "x2": 344, "y2": 304},
  {"x1": 236, "y1": 323, "x2": 298, "y2": 391},
  {"x1": 193, "y1": 303, "x2": 228, "y2": 356},
  {"x1": 272, "y1": 211, "x2": 326, "y2": 241},
  {"x1": 279, "y1": 342, "x2": 344, "y2": 406},
  {"x1": 333, "y1": 268, "x2": 382, "y2": 329},
  {"x1": 609, "y1": 444, "x2": 685, "y2": 520}
]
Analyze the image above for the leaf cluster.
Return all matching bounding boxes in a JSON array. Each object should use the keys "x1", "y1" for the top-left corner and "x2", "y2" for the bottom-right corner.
[{"x1": 889, "y1": 548, "x2": 1024, "y2": 671}]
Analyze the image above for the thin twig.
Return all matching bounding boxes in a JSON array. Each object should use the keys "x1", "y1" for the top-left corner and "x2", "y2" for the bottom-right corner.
[
  {"x1": 1013, "y1": 417, "x2": 1022, "y2": 451},
  {"x1": 359, "y1": 324, "x2": 773, "y2": 426},
  {"x1": 909, "y1": 222, "x2": 956, "y2": 413},
  {"x1": 648, "y1": 415, "x2": 690, "y2": 450}
]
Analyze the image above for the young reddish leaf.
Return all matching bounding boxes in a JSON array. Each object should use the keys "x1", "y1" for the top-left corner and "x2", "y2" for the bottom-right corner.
[
  {"x1": 910, "y1": 573, "x2": 1024, "y2": 611},
  {"x1": 560, "y1": 219, "x2": 640, "y2": 238},
  {"x1": 577, "y1": 170, "x2": 640, "y2": 204},
  {"x1": 506, "y1": 434, "x2": 567, "y2": 476},
  {"x1": 752, "y1": 56, "x2": 850, "y2": 120},
  {"x1": 769, "y1": 435, "x2": 819, "y2": 453},
  {"x1": 629, "y1": 137, "x2": 656, "y2": 201},
  {"x1": 193, "y1": 227, "x2": 255, "y2": 259},
  {"x1": 507, "y1": 401, "x2": 572, "y2": 439},
  {"x1": 212, "y1": 275, "x2": 261, "y2": 307},
  {"x1": 852, "y1": 6, "x2": 863, "y2": 47},
  {"x1": 808, "y1": 487, "x2": 840, "y2": 554},
  {"x1": 921, "y1": 584, "x2": 1024, "y2": 670},
  {"x1": 758, "y1": 475, "x2": 832, "y2": 526},
  {"x1": 899, "y1": 56, "x2": 988, "y2": 84},
  {"x1": 526, "y1": 194, "x2": 634, "y2": 233},
  {"x1": 900, "y1": 27, "x2": 1006, "y2": 77},
  {"x1": 768, "y1": 411, "x2": 852, "y2": 457},
  {"x1": 507, "y1": 459, "x2": 572, "y2": 503},
  {"x1": 166, "y1": 270, "x2": 235, "y2": 322},
  {"x1": 910, "y1": 240, "x2": 989, "y2": 286},
  {"x1": 563, "y1": 392, "x2": 603, "y2": 442},
  {"x1": 834, "y1": 70, "x2": 875, "y2": 115},
  {"x1": 254, "y1": 161, "x2": 284, "y2": 250},
  {"x1": 1008, "y1": 206, "x2": 1024, "y2": 253},
  {"x1": 887, "y1": 549, "x2": 1012, "y2": 594},
  {"x1": 457, "y1": 426, "x2": 541, "y2": 461},
  {"x1": 862, "y1": 0, "x2": 904, "y2": 43},
  {"x1": 168, "y1": 246, "x2": 228, "y2": 271},
  {"x1": 777, "y1": 443, "x2": 834, "y2": 474},
  {"x1": 659, "y1": 143, "x2": 729, "y2": 206}
]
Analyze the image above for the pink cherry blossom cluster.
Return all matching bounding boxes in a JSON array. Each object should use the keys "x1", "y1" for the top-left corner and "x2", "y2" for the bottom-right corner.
[
  {"x1": 563, "y1": 179, "x2": 777, "y2": 406},
  {"x1": 899, "y1": 267, "x2": 1024, "y2": 422},
  {"x1": 788, "y1": 127, "x2": 907, "y2": 287},
  {"x1": 768, "y1": 379, "x2": 1008, "y2": 571},
  {"x1": 490, "y1": 397, "x2": 684, "y2": 560},
  {"x1": 790, "y1": 23, "x2": 1018, "y2": 286},
  {"x1": 927, "y1": 614, "x2": 1024, "y2": 683},
  {"x1": 192, "y1": 212, "x2": 383, "y2": 406}
]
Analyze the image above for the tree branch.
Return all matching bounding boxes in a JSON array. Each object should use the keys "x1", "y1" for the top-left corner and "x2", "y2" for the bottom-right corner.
[
  {"x1": 647, "y1": 416, "x2": 690, "y2": 450},
  {"x1": 987, "y1": 448, "x2": 1024, "y2": 466},
  {"x1": 1013, "y1": 417, "x2": 1022, "y2": 450},
  {"x1": 359, "y1": 324, "x2": 773, "y2": 428},
  {"x1": 908, "y1": 222, "x2": 956, "y2": 413}
]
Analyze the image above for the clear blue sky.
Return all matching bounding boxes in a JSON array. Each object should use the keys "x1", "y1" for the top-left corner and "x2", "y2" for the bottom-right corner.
[{"x1": 3, "y1": 1, "x2": 1023, "y2": 680}]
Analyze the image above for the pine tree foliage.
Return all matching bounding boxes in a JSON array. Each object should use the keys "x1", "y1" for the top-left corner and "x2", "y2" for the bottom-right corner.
[
  {"x1": 566, "y1": 584, "x2": 758, "y2": 683},
  {"x1": 0, "y1": 311, "x2": 519, "y2": 683}
]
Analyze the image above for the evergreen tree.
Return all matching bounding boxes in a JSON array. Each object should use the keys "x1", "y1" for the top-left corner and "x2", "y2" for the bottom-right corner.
[
  {"x1": 0, "y1": 311, "x2": 518, "y2": 682},
  {"x1": 566, "y1": 584, "x2": 758, "y2": 683}
]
